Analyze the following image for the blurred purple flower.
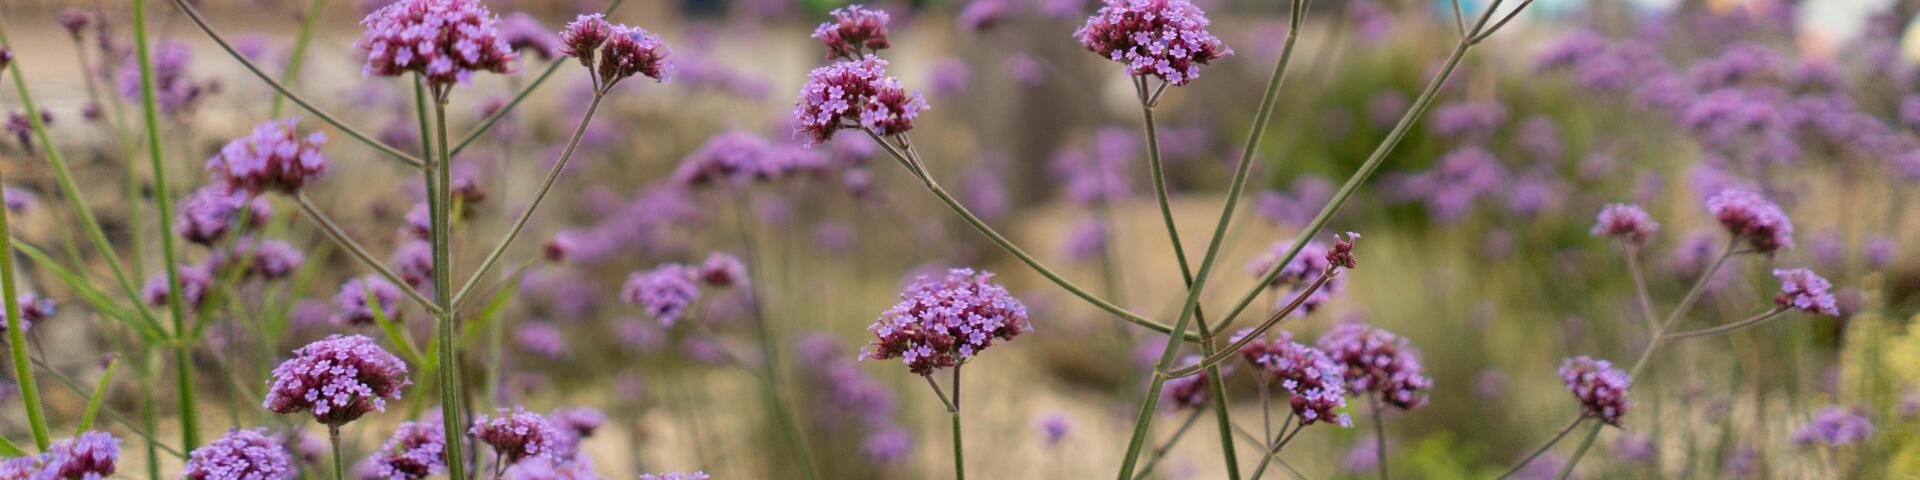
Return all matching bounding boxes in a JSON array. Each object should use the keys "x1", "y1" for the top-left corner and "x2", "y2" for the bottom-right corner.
[
  {"x1": 1559, "y1": 356, "x2": 1631, "y2": 427},
  {"x1": 1791, "y1": 406, "x2": 1873, "y2": 447},
  {"x1": 622, "y1": 264, "x2": 700, "y2": 326},
  {"x1": 1316, "y1": 322, "x2": 1431, "y2": 409},
  {"x1": 812, "y1": 4, "x2": 890, "y2": 59},
  {"x1": 1772, "y1": 268, "x2": 1837, "y2": 316}
]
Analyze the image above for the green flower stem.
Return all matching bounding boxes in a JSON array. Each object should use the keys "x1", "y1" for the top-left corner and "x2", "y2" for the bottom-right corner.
[
  {"x1": 0, "y1": 117, "x2": 47, "y2": 452},
  {"x1": 0, "y1": 18, "x2": 167, "y2": 340},
  {"x1": 1370, "y1": 394, "x2": 1387, "y2": 480},
  {"x1": 270, "y1": 0, "x2": 330, "y2": 117},
  {"x1": 1624, "y1": 247, "x2": 1658, "y2": 331},
  {"x1": 860, "y1": 130, "x2": 1193, "y2": 340},
  {"x1": 729, "y1": 198, "x2": 822, "y2": 480},
  {"x1": 1665, "y1": 308, "x2": 1789, "y2": 340},
  {"x1": 1247, "y1": 423, "x2": 1305, "y2": 479},
  {"x1": 329, "y1": 426, "x2": 345, "y2": 480},
  {"x1": 166, "y1": 0, "x2": 423, "y2": 169},
  {"x1": 450, "y1": 92, "x2": 606, "y2": 308},
  {"x1": 447, "y1": 0, "x2": 627, "y2": 157},
  {"x1": 132, "y1": 0, "x2": 201, "y2": 449},
  {"x1": 292, "y1": 194, "x2": 443, "y2": 315},
  {"x1": 1130, "y1": 408, "x2": 1206, "y2": 480},
  {"x1": 1497, "y1": 416, "x2": 1583, "y2": 479},
  {"x1": 1555, "y1": 240, "x2": 1741, "y2": 477},
  {"x1": 424, "y1": 95, "x2": 471, "y2": 480},
  {"x1": 1133, "y1": 74, "x2": 1241, "y2": 480}
]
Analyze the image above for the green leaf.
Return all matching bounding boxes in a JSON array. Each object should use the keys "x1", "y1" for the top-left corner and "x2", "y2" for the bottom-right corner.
[
  {"x1": 368, "y1": 282, "x2": 428, "y2": 370},
  {"x1": 76, "y1": 358, "x2": 121, "y2": 435},
  {"x1": 0, "y1": 434, "x2": 23, "y2": 457},
  {"x1": 10, "y1": 239, "x2": 164, "y2": 341},
  {"x1": 459, "y1": 279, "x2": 519, "y2": 350}
]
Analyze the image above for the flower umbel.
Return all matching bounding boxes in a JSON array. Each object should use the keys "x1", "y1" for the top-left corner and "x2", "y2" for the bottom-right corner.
[
  {"x1": 1772, "y1": 268, "x2": 1838, "y2": 316},
  {"x1": 792, "y1": 55, "x2": 928, "y2": 145},
  {"x1": 356, "y1": 0, "x2": 519, "y2": 94},
  {"x1": 470, "y1": 406, "x2": 567, "y2": 465},
  {"x1": 1073, "y1": 0, "x2": 1232, "y2": 86},
  {"x1": 1591, "y1": 203, "x2": 1659, "y2": 246},
  {"x1": 1238, "y1": 330, "x2": 1351, "y2": 426},
  {"x1": 205, "y1": 118, "x2": 328, "y2": 195},
  {"x1": 1316, "y1": 323, "x2": 1432, "y2": 409},
  {"x1": 812, "y1": 4, "x2": 891, "y2": 59},
  {"x1": 264, "y1": 335, "x2": 411, "y2": 425},
  {"x1": 1705, "y1": 189, "x2": 1793, "y2": 255},
  {"x1": 865, "y1": 268, "x2": 1031, "y2": 375},
  {"x1": 181, "y1": 429, "x2": 295, "y2": 480},
  {"x1": 369, "y1": 420, "x2": 447, "y2": 479},
  {"x1": 1559, "y1": 356, "x2": 1631, "y2": 427}
]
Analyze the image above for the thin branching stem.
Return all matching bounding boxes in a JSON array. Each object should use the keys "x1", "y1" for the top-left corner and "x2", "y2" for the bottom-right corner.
[
  {"x1": 1666, "y1": 308, "x2": 1790, "y2": 339},
  {"x1": 270, "y1": 0, "x2": 329, "y2": 117},
  {"x1": 167, "y1": 0, "x2": 424, "y2": 168},
  {"x1": 861, "y1": 130, "x2": 1194, "y2": 340},
  {"x1": 429, "y1": 96, "x2": 472, "y2": 480},
  {"x1": 1167, "y1": 269, "x2": 1338, "y2": 378},
  {"x1": 452, "y1": 92, "x2": 607, "y2": 307},
  {"x1": 132, "y1": 0, "x2": 202, "y2": 448},
  {"x1": 1624, "y1": 246, "x2": 1658, "y2": 331},
  {"x1": 1130, "y1": 408, "x2": 1206, "y2": 480},
  {"x1": 1372, "y1": 394, "x2": 1388, "y2": 480},
  {"x1": 292, "y1": 194, "x2": 442, "y2": 315},
  {"x1": 1497, "y1": 416, "x2": 1583, "y2": 479}
]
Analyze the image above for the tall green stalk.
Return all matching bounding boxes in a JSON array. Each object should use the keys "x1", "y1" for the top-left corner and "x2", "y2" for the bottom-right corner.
[
  {"x1": 429, "y1": 95, "x2": 470, "y2": 480},
  {"x1": 0, "y1": 111, "x2": 49, "y2": 452},
  {"x1": 132, "y1": 0, "x2": 201, "y2": 449}
]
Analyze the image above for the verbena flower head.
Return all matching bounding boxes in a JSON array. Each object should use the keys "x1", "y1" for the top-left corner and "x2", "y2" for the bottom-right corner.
[
  {"x1": 1037, "y1": 412, "x2": 1071, "y2": 446},
  {"x1": 698, "y1": 252, "x2": 747, "y2": 287},
  {"x1": 1613, "y1": 433, "x2": 1655, "y2": 464},
  {"x1": 470, "y1": 406, "x2": 566, "y2": 465},
  {"x1": 176, "y1": 185, "x2": 258, "y2": 245},
  {"x1": 864, "y1": 268, "x2": 1031, "y2": 375},
  {"x1": 1791, "y1": 406, "x2": 1873, "y2": 447},
  {"x1": 58, "y1": 8, "x2": 92, "y2": 38},
  {"x1": 265, "y1": 334, "x2": 411, "y2": 425},
  {"x1": 1316, "y1": 323, "x2": 1432, "y2": 409},
  {"x1": 1591, "y1": 203, "x2": 1659, "y2": 246},
  {"x1": 1772, "y1": 268, "x2": 1838, "y2": 316},
  {"x1": 549, "y1": 407, "x2": 605, "y2": 439},
  {"x1": 673, "y1": 132, "x2": 770, "y2": 187},
  {"x1": 356, "y1": 0, "x2": 519, "y2": 92},
  {"x1": 813, "y1": 4, "x2": 891, "y2": 59},
  {"x1": 560, "y1": 14, "x2": 671, "y2": 88},
  {"x1": 514, "y1": 321, "x2": 569, "y2": 360},
  {"x1": 1706, "y1": 189, "x2": 1793, "y2": 255},
  {"x1": 205, "y1": 118, "x2": 328, "y2": 195},
  {"x1": 1237, "y1": 330, "x2": 1350, "y2": 426},
  {"x1": 0, "y1": 431, "x2": 120, "y2": 479},
  {"x1": 142, "y1": 262, "x2": 215, "y2": 310},
  {"x1": 500, "y1": 12, "x2": 561, "y2": 60},
  {"x1": 222, "y1": 238, "x2": 305, "y2": 281},
  {"x1": 180, "y1": 429, "x2": 294, "y2": 480},
  {"x1": 1559, "y1": 356, "x2": 1631, "y2": 427},
  {"x1": 332, "y1": 275, "x2": 404, "y2": 327},
  {"x1": 622, "y1": 264, "x2": 700, "y2": 326},
  {"x1": 1, "y1": 292, "x2": 57, "y2": 337},
  {"x1": 368, "y1": 420, "x2": 445, "y2": 479},
  {"x1": 116, "y1": 40, "x2": 214, "y2": 116},
  {"x1": 792, "y1": 55, "x2": 928, "y2": 145},
  {"x1": 1073, "y1": 0, "x2": 1231, "y2": 86}
]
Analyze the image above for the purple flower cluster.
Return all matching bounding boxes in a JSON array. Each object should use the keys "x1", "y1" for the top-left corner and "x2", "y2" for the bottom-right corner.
[
  {"x1": 698, "y1": 252, "x2": 747, "y2": 287},
  {"x1": 1590, "y1": 203, "x2": 1659, "y2": 246},
  {"x1": 1, "y1": 292, "x2": 58, "y2": 337},
  {"x1": 470, "y1": 406, "x2": 567, "y2": 465},
  {"x1": 368, "y1": 420, "x2": 446, "y2": 479},
  {"x1": 1316, "y1": 323, "x2": 1431, "y2": 409},
  {"x1": 559, "y1": 14, "x2": 672, "y2": 87},
  {"x1": 0, "y1": 431, "x2": 119, "y2": 479},
  {"x1": 1533, "y1": 31, "x2": 1666, "y2": 93},
  {"x1": 117, "y1": 40, "x2": 215, "y2": 115},
  {"x1": 1072, "y1": 0, "x2": 1232, "y2": 86},
  {"x1": 864, "y1": 268, "x2": 1031, "y2": 375},
  {"x1": 793, "y1": 334, "x2": 910, "y2": 462},
  {"x1": 499, "y1": 13, "x2": 561, "y2": 60},
  {"x1": 1382, "y1": 146, "x2": 1505, "y2": 223},
  {"x1": 622, "y1": 263, "x2": 701, "y2": 326},
  {"x1": 205, "y1": 118, "x2": 328, "y2": 195},
  {"x1": 1255, "y1": 175, "x2": 1334, "y2": 227},
  {"x1": 142, "y1": 262, "x2": 215, "y2": 310},
  {"x1": 1772, "y1": 268, "x2": 1837, "y2": 316},
  {"x1": 1791, "y1": 406, "x2": 1873, "y2": 447},
  {"x1": 356, "y1": 0, "x2": 519, "y2": 89},
  {"x1": 1428, "y1": 101, "x2": 1508, "y2": 139},
  {"x1": 515, "y1": 321, "x2": 570, "y2": 360},
  {"x1": 1237, "y1": 330, "x2": 1350, "y2": 426},
  {"x1": 1705, "y1": 189, "x2": 1794, "y2": 255},
  {"x1": 1558, "y1": 356, "x2": 1631, "y2": 427},
  {"x1": 549, "y1": 407, "x2": 605, "y2": 440},
  {"x1": 332, "y1": 275, "x2": 404, "y2": 327},
  {"x1": 176, "y1": 185, "x2": 268, "y2": 245},
  {"x1": 792, "y1": 55, "x2": 928, "y2": 145},
  {"x1": 180, "y1": 429, "x2": 294, "y2": 480},
  {"x1": 811, "y1": 5, "x2": 891, "y2": 59},
  {"x1": 264, "y1": 335, "x2": 411, "y2": 425},
  {"x1": 673, "y1": 132, "x2": 771, "y2": 187}
]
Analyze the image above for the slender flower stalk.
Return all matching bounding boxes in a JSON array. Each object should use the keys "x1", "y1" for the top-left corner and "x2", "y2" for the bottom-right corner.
[
  {"x1": 167, "y1": 0, "x2": 422, "y2": 168},
  {"x1": 727, "y1": 201, "x2": 822, "y2": 480},
  {"x1": 0, "y1": 34, "x2": 51, "y2": 454},
  {"x1": 292, "y1": 194, "x2": 440, "y2": 315},
  {"x1": 1129, "y1": 408, "x2": 1205, "y2": 480},
  {"x1": 328, "y1": 426, "x2": 344, "y2": 480},
  {"x1": 131, "y1": 0, "x2": 201, "y2": 449},
  {"x1": 1497, "y1": 417, "x2": 1585, "y2": 479}
]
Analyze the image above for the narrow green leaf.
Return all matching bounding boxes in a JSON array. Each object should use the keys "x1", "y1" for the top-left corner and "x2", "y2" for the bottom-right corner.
[
  {"x1": 76, "y1": 358, "x2": 122, "y2": 435},
  {"x1": 367, "y1": 283, "x2": 428, "y2": 370},
  {"x1": 0, "y1": 433, "x2": 24, "y2": 456},
  {"x1": 458, "y1": 280, "x2": 519, "y2": 350},
  {"x1": 10, "y1": 240, "x2": 163, "y2": 341}
]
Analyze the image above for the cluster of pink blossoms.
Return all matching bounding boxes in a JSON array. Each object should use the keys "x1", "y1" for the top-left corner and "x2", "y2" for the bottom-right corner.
[
  {"x1": 1772, "y1": 268, "x2": 1838, "y2": 316},
  {"x1": 470, "y1": 407, "x2": 568, "y2": 465},
  {"x1": 1316, "y1": 323, "x2": 1433, "y2": 409},
  {"x1": 1591, "y1": 203, "x2": 1659, "y2": 246},
  {"x1": 559, "y1": 13, "x2": 672, "y2": 88},
  {"x1": 264, "y1": 335, "x2": 411, "y2": 425},
  {"x1": 1237, "y1": 330, "x2": 1351, "y2": 426},
  {"x1": 865, "y1": 269, "x2": 1031, "y2": 375},
  {"x1": 180, "y1": 429, "x2": 294, "y2": 480},
  {"x1": 1706, "y1": 189, "x2": 1794, "y2": 255},
  {"x1": 356, "y1": 0, "x2": 519, "y2": 89},
  {"x1": 812, "y1": 4, "x2": 891, "y2": 59},
  {"x1": 205, "y1": 118, "x2": 328, "y2": 195},
  {"x1": 1073, "y1": 0, "x2": 1232, "y2": 85},
  {"x1": 1559, "y1": 356, "x2": 1632, "y2": 426},
  {"x1": 792, "y1": 56, "x2": 928, "y2": 145}
]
